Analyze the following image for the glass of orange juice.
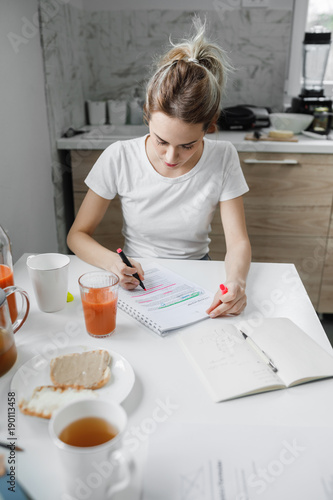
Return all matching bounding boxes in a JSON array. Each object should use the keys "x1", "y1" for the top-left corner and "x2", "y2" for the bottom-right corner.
[{"x1": 78, "y1": 271, "x2": 119, "y2": 338}]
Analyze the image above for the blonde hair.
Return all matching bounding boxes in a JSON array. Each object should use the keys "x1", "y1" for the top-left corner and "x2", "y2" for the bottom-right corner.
[{"x1": 144, "y1": 17, "x2": 232, "y2": 131}]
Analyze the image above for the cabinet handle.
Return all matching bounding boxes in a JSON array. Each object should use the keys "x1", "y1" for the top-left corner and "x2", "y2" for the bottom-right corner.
[{"x1": 243, "y1": 159, "x2": 299, "y2": 165}]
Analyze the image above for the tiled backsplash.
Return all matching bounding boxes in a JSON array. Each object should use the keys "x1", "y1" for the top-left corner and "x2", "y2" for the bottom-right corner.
[
  {"x1": 85, "y1": 9, "x2": 292, "y2": 110},
  {"x1": 40, "y1": 2, "x2": 292, "y2": 134},
  {"x1": 39, "y1": 1, "x2": 292, "y2": 251}
]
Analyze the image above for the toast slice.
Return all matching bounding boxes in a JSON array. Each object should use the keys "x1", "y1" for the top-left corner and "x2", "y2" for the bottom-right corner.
[
  {"x1": 50, "y1": 350, "x2": 111, "y2": 390},
  {"x1": 18, "y1": 385, "x2": 98, "y2": 419}
]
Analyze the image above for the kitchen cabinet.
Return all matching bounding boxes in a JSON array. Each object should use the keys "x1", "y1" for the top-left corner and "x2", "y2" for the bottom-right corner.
[
  {"x1": 71, "y1": 150, "x2": 124, "y2": 251},
  {"x1": 318, "y1": 213, "x2": 333, "y2": 312},
  {"x1": 224, "y1": 152, "x2": 333, "y2": 312},
  {"x1": 71, "y1": 149, "x2": 333, "y2": 313}
]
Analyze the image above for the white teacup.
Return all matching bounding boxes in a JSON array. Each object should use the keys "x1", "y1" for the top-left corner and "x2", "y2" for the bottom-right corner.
[
  {"x1": 49, "y1": 399, "x2": 130, "y2": 500},
  {"x1": 26, "y1": 253, "x2": 70, "y2": 312}
]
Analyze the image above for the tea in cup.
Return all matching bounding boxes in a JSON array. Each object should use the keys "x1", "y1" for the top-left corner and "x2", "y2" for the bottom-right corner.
[{"x1": 49, "y1": 399, "x2": 130, "y2": 499}]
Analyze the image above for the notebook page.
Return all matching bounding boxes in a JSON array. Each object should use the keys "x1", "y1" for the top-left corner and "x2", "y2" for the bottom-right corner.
[
  {"x1": 178, "y1": 321, "x2": 283, "y2": 402},
  {"x1": 250, "y1": 318, "x2": 333, "y2": 387},
  {"x1": 118, "y1": 263, "x2": 214, "y2": 334}
]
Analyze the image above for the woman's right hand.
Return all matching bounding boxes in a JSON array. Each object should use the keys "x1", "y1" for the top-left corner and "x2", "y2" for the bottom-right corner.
[{"x1": 113, "y1": 258, "x2": 145, "y2": 290}]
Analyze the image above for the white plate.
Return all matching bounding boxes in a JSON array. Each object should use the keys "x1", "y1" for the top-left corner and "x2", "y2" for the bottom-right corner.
[{"x1": 10, "y1": 346, "x2": 135, "y2": 405}]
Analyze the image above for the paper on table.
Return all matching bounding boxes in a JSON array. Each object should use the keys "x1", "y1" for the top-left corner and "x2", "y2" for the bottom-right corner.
[
  {"x1": 142, "y1": 423, "x2": 333, "y2": 500},
  {"x1": 178, "y1": 321, "x2": 283, "y2": 402},
  {"x1": 118, "y1": 263, "x2": 214, "y2": 335},
  {"x1": 177, "y1": 318, "x2": 333, "y2": 401},
  {"x1": 250, "y1": 319, "x2": 333, "y2": 386}
]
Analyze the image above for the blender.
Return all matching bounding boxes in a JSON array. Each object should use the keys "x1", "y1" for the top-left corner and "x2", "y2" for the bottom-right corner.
[{"x1": 291, "y1": 26, "x2": 332, "y2": 134}]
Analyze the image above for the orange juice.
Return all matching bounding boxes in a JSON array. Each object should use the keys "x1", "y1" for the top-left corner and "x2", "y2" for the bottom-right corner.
[
  {"x1": 81, "y1": 288, "x2": 117, "y2": 337},
  {"x1": 0, "y1": 265, "x2": 17, "y2": 323}
]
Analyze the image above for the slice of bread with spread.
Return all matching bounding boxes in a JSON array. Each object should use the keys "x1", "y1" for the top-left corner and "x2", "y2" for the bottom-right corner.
[
  {"x1": 18, "y1": 385, "x2": 98, "y2": 419},
  {"x1": 50, "y1": 350, "x2": 111, "y2": 390}
]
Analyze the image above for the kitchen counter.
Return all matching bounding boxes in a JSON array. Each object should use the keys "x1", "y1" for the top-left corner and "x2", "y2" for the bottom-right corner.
[{"x1": 56, "y1": 124, "x2": 333, "y2": 153}]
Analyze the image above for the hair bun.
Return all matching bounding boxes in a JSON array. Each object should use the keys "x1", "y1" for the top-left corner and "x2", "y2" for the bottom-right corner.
[{"x1": 144, "y1": 16, "x2": 233, "y2": 130}]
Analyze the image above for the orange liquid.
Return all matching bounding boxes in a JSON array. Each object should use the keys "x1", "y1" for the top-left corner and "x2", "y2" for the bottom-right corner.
[
  {"x1": 59, "y1": 417, "x2": 118, "y2": 447},
  {"x1": 0, "y1": 265, "x2": 17, "y2": 323},
  {"x1": 0, "y1": 328, "x2": 17, "y2": 376},
  {"x1": 81, "y1": 288, "x2": 117, "y2": 337}
]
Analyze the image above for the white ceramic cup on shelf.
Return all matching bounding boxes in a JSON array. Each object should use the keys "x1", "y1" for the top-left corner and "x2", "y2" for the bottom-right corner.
[
  {"x1": 87, "y1": 100, "x2": 106, "y2": 125},
  {"x1": 26, "y1": 253, "x2": 70, "y2": 312},
  {"x1": 107, "y1": 99, "x2": 127, "y2": 125},
  {"x1": 49, "y1": 399, "x2": 130, "y2": 500}
]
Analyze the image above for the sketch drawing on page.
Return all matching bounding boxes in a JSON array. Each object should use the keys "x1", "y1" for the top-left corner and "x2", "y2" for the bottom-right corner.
[{"x1": 180, "y1": 466, "x2": 205, "y2": 499}]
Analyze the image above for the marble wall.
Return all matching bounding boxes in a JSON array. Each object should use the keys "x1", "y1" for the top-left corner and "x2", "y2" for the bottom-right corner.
[
  {"x1": 39, "y1": 1, "x2": 292, "y2": 250},
  {"x1": 83, "y1": 9, "x2": 292, "y2": 110},
  {"x1": 40, "y1": 2, "x2": 293, "y2": 133}
]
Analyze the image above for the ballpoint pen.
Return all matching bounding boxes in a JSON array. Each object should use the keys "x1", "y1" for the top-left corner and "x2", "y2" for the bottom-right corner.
[
  {"x1": 117, "y1": 248, "x2": 146, "y2": 291},
  {"x1": 240, "y1": 330, "x2": 278, "y2": 373}
]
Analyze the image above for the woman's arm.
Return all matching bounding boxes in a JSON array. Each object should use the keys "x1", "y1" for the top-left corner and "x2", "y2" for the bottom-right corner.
[
  {"x1": 67, "y1": 189, "x2": 144, "y2": 289},
  {"x1": 206, "y1": 196, "x2": 251, "y2": 317}
]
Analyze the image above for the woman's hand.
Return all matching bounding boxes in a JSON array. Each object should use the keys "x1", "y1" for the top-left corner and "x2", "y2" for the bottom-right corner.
[
  {"x1": 206, "y1": 281, "x2": 247, "y2": 318},
  {"x1": 113, "y1": 258, "x2": 145, "y2": 290}
]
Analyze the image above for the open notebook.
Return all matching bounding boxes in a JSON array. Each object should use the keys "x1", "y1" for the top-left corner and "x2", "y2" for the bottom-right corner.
[
  {"x1": 178, "y1": 317, "x2": 333, "y2": 402},
  {"x1": 117, "y1": 262, "x2": 214, "y2": 336}
]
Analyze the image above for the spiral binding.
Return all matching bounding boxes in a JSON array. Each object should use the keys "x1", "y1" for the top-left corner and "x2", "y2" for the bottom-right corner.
[{"x1": 118, "y1": 299, "x2": 162, "y2": 335}]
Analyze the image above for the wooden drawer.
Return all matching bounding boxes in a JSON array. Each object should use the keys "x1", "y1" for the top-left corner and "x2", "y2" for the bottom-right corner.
[
  {"x1": 244, "y1": 204, "x2": 331, "y2": 237},
  {"x1": 329, "y1": 212, "x2": 333, "y2": 239},
  {"x1": 210, "y1": 207, "x2": 226, "y2": 260},
  {"x1": 239, "y1": 152, "x2": 333, "y2": 207},
  {"x1": 317, "y1": 238, "x2": 333, "y2": 313},
  {"x1": 248, "y1": 234, "x2": 324, "y2": 308},
  {"x1": 71, "y1": 150, "x2": 103, "y2": 192}
]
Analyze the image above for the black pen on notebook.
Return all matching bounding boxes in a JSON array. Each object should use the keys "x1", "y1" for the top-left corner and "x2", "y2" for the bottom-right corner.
[
  {"x1": 240, "y1": 330, "x2": 278, "y2": 373},
  {"x1": 117, "y1": 248, "x2": 146, "y2": 290}
]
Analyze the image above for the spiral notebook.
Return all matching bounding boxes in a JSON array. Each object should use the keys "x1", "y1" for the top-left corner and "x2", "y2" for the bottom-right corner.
[{"x1": 117, "y1": 263, "x2": 214, "y2": 336}]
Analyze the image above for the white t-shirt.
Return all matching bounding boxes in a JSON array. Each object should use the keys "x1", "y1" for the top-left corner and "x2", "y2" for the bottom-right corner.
[{"x1": 85, "y1": 135, "x2": 249, "y2": 259}]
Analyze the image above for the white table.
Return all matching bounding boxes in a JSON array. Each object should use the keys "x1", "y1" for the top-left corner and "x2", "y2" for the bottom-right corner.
[{"x1": 1, "y1": 255, "x2": 333, "y2": 499}]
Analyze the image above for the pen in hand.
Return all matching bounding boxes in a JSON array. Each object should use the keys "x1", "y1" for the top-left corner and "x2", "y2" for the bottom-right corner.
[
  {"x1": 240, "y1": 330, "x2": 278, "y2": 373},
  {"x1": 117, "y1": 248, "x2": 146, "y2": 291}
]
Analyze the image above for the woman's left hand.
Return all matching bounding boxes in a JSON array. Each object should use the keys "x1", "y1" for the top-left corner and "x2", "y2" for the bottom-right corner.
[{"x1": 206, "y1": 281, "x2": 247, "y2": 318}]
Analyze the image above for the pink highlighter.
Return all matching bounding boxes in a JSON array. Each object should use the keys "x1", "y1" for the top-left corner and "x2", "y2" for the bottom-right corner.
[{"x1": 220, "y1": 284, "x2": 228, "y2": 295}]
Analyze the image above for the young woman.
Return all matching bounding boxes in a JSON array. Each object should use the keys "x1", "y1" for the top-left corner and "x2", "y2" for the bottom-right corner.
[{"x1": 67, "y1": 18, "x2": 251, "y2": 318}]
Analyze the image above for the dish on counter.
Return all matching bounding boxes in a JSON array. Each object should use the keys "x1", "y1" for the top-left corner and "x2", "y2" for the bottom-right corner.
[{"x1": 269, "y1": 113, "x2": 314, "y2": 134}]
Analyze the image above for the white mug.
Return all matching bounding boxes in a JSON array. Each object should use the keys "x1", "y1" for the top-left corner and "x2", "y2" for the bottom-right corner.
[
  {"x1": 87, "y1": 100, "x2": 106, "y2": 125},
  {"x1": 107, "y1": 99, "x2": 127, "y2": 125},
  {"x1": 49, "y1": 399, "x2": 130, "y2": 500},
  {"x1": 26, "y1": 253, "x2": 70, "y2": 312}
]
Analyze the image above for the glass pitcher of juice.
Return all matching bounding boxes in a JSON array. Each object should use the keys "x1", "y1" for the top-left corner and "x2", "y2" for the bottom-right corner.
[
  {"x1": 0, "y1": 226, "x2": 17, "y2": 322},
  {"x1": 0, "y1": 286, "x2": 30, "y2": 376}
]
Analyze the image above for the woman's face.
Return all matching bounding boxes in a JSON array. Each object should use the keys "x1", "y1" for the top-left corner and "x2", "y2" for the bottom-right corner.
[{"x1": 147, "y1": 112, "x2": 206, "y2": 177}]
